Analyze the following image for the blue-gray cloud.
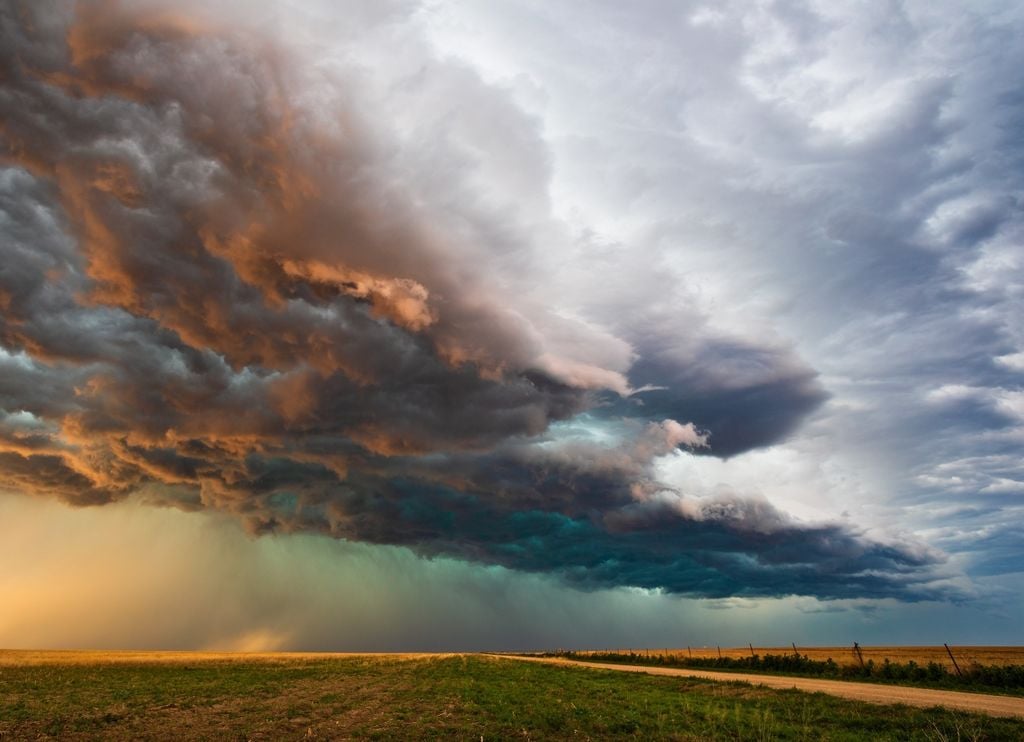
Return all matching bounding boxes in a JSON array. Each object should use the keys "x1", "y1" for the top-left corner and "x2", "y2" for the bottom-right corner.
[
  {"x1": 425, "y1": 0, "x2": 1024, "y2": 586},
  {"x1": 4, "y1": 0, "x2": 1019, "y2": 607}
]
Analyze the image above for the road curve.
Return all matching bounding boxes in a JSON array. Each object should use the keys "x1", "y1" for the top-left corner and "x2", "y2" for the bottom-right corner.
[{"x1": 489, "y1": 654, "x2": 1024, "y2": 719}]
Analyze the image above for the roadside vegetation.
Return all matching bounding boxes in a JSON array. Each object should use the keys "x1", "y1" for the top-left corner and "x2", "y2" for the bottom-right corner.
[
  {"x1": 536, "y1": 650, "x2": 1024, "y2": 696},
  {"x1": 2, "y1": 653, "x2": 1023, "y2": 740}
]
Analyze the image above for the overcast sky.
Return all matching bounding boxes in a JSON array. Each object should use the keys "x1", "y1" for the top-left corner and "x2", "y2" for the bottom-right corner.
[{"x1": 1, "y1": 0, "x2": 1022, "y2": 650}]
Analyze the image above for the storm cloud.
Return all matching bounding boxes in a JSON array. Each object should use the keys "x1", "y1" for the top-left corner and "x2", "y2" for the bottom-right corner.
[{"x1": 0, "y1": 0, "x2": 992, "y2": 604}]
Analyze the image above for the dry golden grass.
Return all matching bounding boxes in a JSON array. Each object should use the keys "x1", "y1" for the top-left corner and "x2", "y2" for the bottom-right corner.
[
  {"x1": 6, "y1": 647, "x2": 1021, "y2": 669},
  {"x1": 0, "y1": 649, "x2": 442, "y2": 666},
  {"x1": 574, "y1": 646, "x2": 1024, "y2": 668}
]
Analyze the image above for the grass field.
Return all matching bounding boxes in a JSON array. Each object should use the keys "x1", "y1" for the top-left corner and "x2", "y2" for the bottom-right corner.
[
  {"x1": 2, "y1": 651, "x2": 1024, "y2": 740},
  {"x1": 535, "y1": 647, "x2": 1024, "y2": 696},
  {"x1": 566, "y1": 647, "x2": 1024, "y2": 669}
]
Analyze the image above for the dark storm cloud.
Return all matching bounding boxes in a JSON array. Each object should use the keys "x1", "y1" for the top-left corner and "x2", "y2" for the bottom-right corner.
[
  {"x1": 0, "y1": 0, "x2": 954, "y2": 600},
  {"x1": 616, "y1": 346, "x2": 827, "y2": 457},
  {"x1": 140, "y1": 436, "x2": 954, "y2": 601}
]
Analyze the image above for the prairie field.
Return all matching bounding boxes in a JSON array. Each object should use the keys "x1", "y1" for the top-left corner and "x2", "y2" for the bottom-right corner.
[
  {"x1": 2, "y1": 651, "x2": 1024, "y2": 740},
  {"x1": 0, "y1": 650, "x2": 437, "y2": 667},
  {"x1": 575, "y1": 646, "x2": 1024, "y2": 669}
]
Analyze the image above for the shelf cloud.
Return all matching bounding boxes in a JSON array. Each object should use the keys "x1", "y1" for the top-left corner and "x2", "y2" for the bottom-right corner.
[{"x1": 0, "y1": 0, "x2": 1001, "y2": 607}]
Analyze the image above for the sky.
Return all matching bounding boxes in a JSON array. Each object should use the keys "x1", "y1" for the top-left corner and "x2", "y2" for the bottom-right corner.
[{"x1": 0, "y1": 0, "x2": 1021, "y2": 650}]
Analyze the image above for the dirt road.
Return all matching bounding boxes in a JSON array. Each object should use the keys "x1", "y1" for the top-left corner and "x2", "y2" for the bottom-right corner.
[{"x1": 492, "y1": 654, "x2": 1024, "y2": 719}]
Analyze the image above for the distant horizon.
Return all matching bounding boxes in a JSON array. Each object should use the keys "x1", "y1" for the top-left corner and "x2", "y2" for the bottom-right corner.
[{"x1": 4, "y1": 644, "x2": 1024, "y2": 654}]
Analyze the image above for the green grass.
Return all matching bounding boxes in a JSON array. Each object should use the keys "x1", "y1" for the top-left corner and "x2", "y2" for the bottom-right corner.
[
  {"x1": 535, "y1": 651, "x2": 1024, "y2": 697},
  {"x1": 1, "y1": 654, "x2": 1022, "y2": 740}
]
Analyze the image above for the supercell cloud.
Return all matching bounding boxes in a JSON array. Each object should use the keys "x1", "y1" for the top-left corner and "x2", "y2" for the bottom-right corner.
[{"x1": 2, "y1": 0, "x2": 1016, "y2": 609}]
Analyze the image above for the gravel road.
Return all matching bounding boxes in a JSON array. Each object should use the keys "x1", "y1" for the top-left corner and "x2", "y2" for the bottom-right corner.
[{"x1": 493, "y1": 654, "x2": 1024, "y2": 719}]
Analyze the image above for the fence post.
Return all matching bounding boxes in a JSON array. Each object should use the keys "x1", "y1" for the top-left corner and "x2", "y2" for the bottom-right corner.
[{"x1": 944, "y1": 643, "x2": 963, "y2": 677}]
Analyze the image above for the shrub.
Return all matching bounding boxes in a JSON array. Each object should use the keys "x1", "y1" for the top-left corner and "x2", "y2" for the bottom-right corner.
[{"x1": 540, "y1": 650, "x2": 1024, "y2": 691}]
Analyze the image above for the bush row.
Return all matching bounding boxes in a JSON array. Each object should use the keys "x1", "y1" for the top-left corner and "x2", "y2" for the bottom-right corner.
[{"x1": 541, "y1": 651, "x2": 1024, "y2": 690}]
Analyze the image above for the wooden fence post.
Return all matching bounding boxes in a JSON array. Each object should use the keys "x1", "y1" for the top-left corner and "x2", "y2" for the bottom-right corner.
[{"x1": 944, "y1": 643, "x2": 963, "y2": 677}]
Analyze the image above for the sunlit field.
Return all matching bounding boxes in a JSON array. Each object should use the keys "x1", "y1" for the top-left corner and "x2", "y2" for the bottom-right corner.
[
  {"x1": 0, "y1": 650, "x2": 437, "y2": 666},
  {"x1": 2, "y1": 652, "x2": 1023, "y2": 740},
  {"x1": 567, "y1": 646, "x2": 1024, "y2": 668}
]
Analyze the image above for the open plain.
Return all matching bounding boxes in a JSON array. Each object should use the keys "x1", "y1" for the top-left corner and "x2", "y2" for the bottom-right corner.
[{"x1": 2, "y1": 650, "x2": 1024, "y2": 740}]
